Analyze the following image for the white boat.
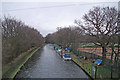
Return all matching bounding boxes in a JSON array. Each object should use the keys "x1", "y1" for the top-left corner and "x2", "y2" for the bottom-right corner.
[{"x1": 63, "y1": 53, "x2": 71, "y2": 60}]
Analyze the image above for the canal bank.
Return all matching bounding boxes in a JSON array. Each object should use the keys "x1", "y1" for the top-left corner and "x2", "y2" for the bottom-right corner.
[
  {"x1": 70, "y1": 53, "x2": 93, "y2": 80},
  {"x1": 2, "y1": 45, "x2": 45, "y2": 79}
]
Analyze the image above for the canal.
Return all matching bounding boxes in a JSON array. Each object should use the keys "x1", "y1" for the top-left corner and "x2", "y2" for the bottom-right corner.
[{"x1": 15, "y1": 44, "x2": 90, "y2": 79}]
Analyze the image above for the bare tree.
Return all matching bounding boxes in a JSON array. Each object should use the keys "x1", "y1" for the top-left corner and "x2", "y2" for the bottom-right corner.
[
  {"x1": 45, "y1": 26, "x2": 85, "y2": 50},
  {"x1": 75, "y1": 6, "x2": 118, "y2": 59},
  {"x1": 2, "y1": 16, "x2": 45, "y2": 65}
]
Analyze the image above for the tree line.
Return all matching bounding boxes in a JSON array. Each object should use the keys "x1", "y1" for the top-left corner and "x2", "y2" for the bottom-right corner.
[
  {"x1": 2, "y1": 16, "x2": 45, "y2": 65},
  {"x1": 45, "y1": 6, "x2": 119, "y2": 62}
]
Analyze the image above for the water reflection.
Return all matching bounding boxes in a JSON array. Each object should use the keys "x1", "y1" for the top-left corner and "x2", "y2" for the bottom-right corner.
[{"x1": 15, "y1": 44, "x2": 89, "y2": 78}]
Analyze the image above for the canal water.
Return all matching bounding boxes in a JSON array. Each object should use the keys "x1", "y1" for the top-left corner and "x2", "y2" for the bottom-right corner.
[{"x1": 15, "y1": 44, "x2": 90, "y2": 78}]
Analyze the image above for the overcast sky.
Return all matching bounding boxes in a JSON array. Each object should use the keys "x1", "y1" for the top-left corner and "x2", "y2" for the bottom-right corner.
[{"x1": 2, "y1": 1, "x2": 119, "y2": 37}]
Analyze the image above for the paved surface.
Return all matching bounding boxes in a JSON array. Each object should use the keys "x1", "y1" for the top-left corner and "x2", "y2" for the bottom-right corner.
[{"x1": 15, "y1": 44, "x2": 90, "y2": 78}]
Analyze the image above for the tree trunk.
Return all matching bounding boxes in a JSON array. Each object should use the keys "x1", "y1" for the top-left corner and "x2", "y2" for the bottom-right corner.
[
  {"x1": 114, "y1": 53, "x2": 117, "y2": 61},
  {"x1": 102, "y1": 46, "x2": 106, "y2": 65},
  {"x1": 111, "y1": 46, "x2": 114, "y2": 61},
  {"x1": 102, "y1": 46, "x2": 106, "y2": 58}
]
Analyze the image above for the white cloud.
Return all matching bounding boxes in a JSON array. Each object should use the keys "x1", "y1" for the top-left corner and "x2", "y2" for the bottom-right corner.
[{"x1": 2, "y1": 2, "x2": 118, "y2": 37}]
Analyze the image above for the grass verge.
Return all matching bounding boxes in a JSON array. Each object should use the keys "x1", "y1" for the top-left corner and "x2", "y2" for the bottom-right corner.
[
  {"x1": 71, "y1": 53, "x2": 92, "y2": 76},
  {"x1": 71, "y1": 52, "x2": 119, "y2": 79}
]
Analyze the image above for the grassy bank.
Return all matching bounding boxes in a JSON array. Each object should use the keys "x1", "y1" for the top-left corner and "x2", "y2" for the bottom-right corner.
[
  {"x1": 2, "y1": 46, "x2": 43, "y2": 78},
  {"x1": 71, "y1": 52, "x2": 119, "y2": 79},
  {"x1": 71, "y1": 53, "x2": 92, "y2": 76}
]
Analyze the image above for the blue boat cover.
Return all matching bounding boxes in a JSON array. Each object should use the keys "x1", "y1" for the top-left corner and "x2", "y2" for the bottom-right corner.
[{"x1": 64, "y1": 53, "x2": 71, "y2": 57}]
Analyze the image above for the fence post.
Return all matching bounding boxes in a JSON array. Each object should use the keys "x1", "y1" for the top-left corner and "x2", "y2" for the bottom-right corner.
[
  {"x1": 78, "y1": 51, "x2": 79, "y2": 56},
  {"x1": 94, "y1": 54, "x2": 95, "y2": 59},
  {"x1": 95, "y1": 66, "x2": 97, "y2": 79},
  {"x1": 79, "y1": 51, "x2": 81, "y2": 56},
  {"x1": 91, "y1": 54, "x2": 93, "y2": 59},
  {"x1": 91, "y1": 63, "x2": 94, "y2": 77},
  {"x1": 111, "y1": 66, "x2": 112, "y2": 79},
  {"x1": 77, "y1": 50, "x2": 78, "y2": 56}
]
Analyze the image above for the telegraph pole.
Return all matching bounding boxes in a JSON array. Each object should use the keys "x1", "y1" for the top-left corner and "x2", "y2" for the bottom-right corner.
[
  {"x1": 118, "y1": 1, "x2": 120, "y2": 79},
  {"x1": 118, "y1": 1, "x2": 120, "y2": 60}
]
